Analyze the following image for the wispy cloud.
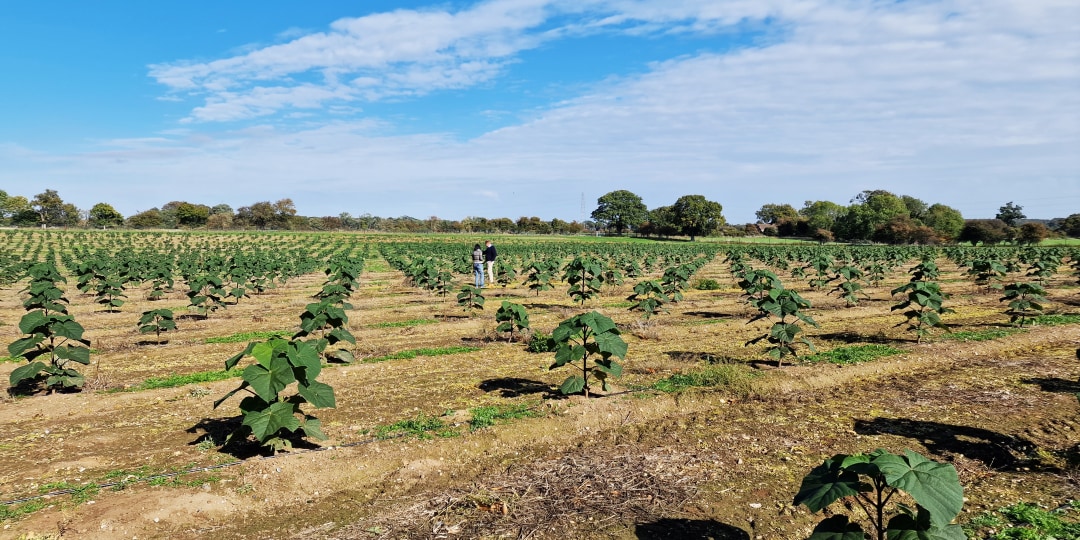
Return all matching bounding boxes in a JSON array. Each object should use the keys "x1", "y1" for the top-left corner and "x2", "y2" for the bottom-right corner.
[{"x1": 148, "y1": 0, "x2": 791, "y2": 122}]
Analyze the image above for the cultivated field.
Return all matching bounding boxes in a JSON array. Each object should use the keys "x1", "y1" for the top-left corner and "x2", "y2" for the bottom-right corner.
[{"x1": 0, "y1": 230, "x2": 1077, "y2": 539}]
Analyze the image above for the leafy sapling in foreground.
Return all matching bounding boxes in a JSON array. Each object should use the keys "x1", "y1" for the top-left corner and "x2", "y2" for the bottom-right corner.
[
  {"x1": 794, "y1": 448, "x2": 965, "y2": 540},
  {"x1": 549, "y1": 311, "x2": 626, "y2": 398},
  {"x1": 745, "y1": 282, "x2": 818, "y2": 367},
  {"x1": 626, "y1": 279, "x2": 669, "y2": 320},
  {"x1": 1000, "y1": 282, "x2": 1047, "y2": 327},
  {"x1": 214, "y1": 337, "x2": 335, "y2": 453},
  {"x1": 457, "y1": 285, "x2": 485, "y2": 315},
  {"x1": 9, "y1": 262, "x2": 92, "y2": 393},
  {"x1": 138, "y1": 308, "x2": 176, "y2": 344},
  {"x1": 494, "y1": 301, "x2": 529, "y2": 342}
]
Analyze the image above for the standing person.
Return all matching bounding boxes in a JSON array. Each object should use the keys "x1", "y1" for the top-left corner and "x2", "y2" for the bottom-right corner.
[
  {"x1": 472, "y1": 243, "x2": 485, "y2": 288},
  {"x1": 484, "y1": 240, "x2": 497, "y2": 285}
]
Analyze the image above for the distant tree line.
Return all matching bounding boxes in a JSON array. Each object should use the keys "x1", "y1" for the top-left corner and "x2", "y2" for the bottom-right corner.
[
  {"x1": 748, "y1": 191, "x2": 1073, "y2": 245},
  {"x1": 0, "y1": 188, "x2": 590, "y2": 234},
  {"x1": 1, "y1": 187, "x2": 1076, "y2": 244}
]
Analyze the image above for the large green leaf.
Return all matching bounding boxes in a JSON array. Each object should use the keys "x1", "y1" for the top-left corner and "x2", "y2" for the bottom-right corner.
[
  {"x1": 242, "y1": 400, "x2": 301, "y2": 443},
  {"x1": 808, "y1": 515, "x2": 866, "y2": 540},
  {"x1": 300, "y1": 417, "x2": 328, "y2": 440},
  {"x1": 287, "y1": 341, "x2": 322, "y2": 382},
  {"x1": 559, "y1": 375, "x2": 585, "y2": 395},
  {"x1": 18, "y1": 311, "x2": 47, "y2": 335},
  {"x1": 297, "y1": 380, "x2": 336, "y2": 409},
  {"x1": 243, "y1": 356, "x2": 296, "y2": 402},
  {"x1": 552, "y1": 343, "x2": 586, "y2": 367},
  {"x1": 8, "y1": 335, "x2": 44, "y2": 358},
  {"x1": 250, "y1": 341, "x2": 278, "y2": 368},
  {"x1": 593, "y1": 331, "x2": 627, "y2": 359},
  {"x1": 9, "y1": 361, "x2": 46, "y2": 386},
  {"x1": 873, "y1": 450, "x2": 963, "y2": 527},
  {"x1": 793, "y1": 455, "x2": 865, "y2": 512},
  {"x1": 328, "y1": 327, "x2": 356, "y2": 345},
  {"x1": 53, "y1": 345, "x2": 90, "y2": 365}
]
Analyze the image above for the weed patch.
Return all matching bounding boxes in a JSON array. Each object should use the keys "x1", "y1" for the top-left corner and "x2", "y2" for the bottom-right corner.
[
  {"x1": 373, "y1": 413, "x2": 458, "y2": 440},
  {"x1": 651, "y1": 365, "x2": 754, "y2": 396},
  {"x1": 1031, "y1": 313, "x2": 1080, "y2": 326},
  {"x1": 368, "y1": 318, "x2": 438, "y2": 329},
  {"x1": 963, "y1": 501, "x2": 1080, "y2": 539},
  {"x1": 0, "y1": 499, "x2": 49, "y2": 521},
  {"x1": 468, "y1": 402, "x2": 542, "y2": 431},
  {"x1": 942, "y1": 328, "x2": 1026, "y2": 342},
  {"x1": 803, "y1": 344, "x2": 905, "y2": 365},
  {"x1": 114, "y1": 368, "x2": 243, "y2": 392},
  {"x1": 204, "y1": 330, "x2": 291, "y2": 344},
  {"x1": 363, "y1": 346, "x2": 480, "y2": 364}
]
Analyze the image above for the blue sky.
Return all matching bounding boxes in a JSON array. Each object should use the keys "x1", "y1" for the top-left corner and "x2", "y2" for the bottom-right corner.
[{"x1": 1, "y1": 0, "x2": 1077, "y2": 223}]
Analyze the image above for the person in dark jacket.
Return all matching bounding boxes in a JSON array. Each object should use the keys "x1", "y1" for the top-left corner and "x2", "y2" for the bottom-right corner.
[
  {"x1": 484, "y1": 240, "x2": 497, "y2": 285},
  {"x1": 472, "y1": 243, "x2": 485, "y2": 288}
]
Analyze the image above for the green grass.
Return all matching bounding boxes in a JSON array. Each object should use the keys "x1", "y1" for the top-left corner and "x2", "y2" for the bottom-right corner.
[
  {"x1": 602, "y1": 301, "x2": 634, "y2": 308},
  {"x1": 963, "y1": 501, "x2": 1080, "y2": 539},
  {"x1": 942, "y1": 327, "x2": 1027, "y2": 342},
  {"x1": 367, "y1": 318, "x2": 438, "y2": 329},
  {"x1": 468, "y1": 402, "x2": 542, "y2": 431},
  {"x1": 1031, "y1": 313, "x2": 1080, "y2": 326},
  {"x1": 204, "y1": 330, "x2": 291, "y2": 344},
  {"x1": 112, "y1": 368, "x2": 242, "y2": 392},
  {"x1": 372, "y1": 413, "x2": 458, "y2": 440},
  {"x1": 0, "y1": 499, "x2": 49, "y2": 521},
  {"x1": 651, "y1": 365, "x2": 755, "y2": 396},
  {"x1": 803, "y1": 344, "x2": 905, "y2": 365},
  {"x1": 363, "y1": 346, "x2": 481, "y2": 364},
  {"x1": 0, "y1": 356, "x2": 21, "y2": 364}
]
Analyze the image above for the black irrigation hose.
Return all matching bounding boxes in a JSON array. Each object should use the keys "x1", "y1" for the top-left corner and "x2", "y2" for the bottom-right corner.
[{"x1": 2, "y1": 434, "x2": 394, "y2": 506}]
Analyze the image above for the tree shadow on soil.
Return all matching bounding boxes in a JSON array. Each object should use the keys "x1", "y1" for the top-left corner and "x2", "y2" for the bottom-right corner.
[
  {"x1": 478, "y1": 377, "x2": 558, "y2": 398},
  {"x1": 135, "y1": 339, "x2": 170, "y2": 346},
  {"x1": 635, "y1": 518, "x2": 750, "y2": 539},
  {"x1": 853, "y1": 418, "x2": 1041, "y2": 471},
  {"x1": 665, "y1": 351, "x2": 737, "y2": 364},
  {"x1": 1021, "y1": 377, "x2": 1080, "y2": 395},
  {"x1": 684, "y1": 311, "x2": 736, "y2": 319},
  {"x1": 187, "y1": 417, "x2": 319, "y2": 460},
  {"x1": 814, "y1": 331, "x2": 893, "y2": 344}
]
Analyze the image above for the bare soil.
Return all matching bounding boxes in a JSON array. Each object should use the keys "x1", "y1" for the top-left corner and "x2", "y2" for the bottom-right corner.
[{"x1": 0, "y1": 254, "x2": 1077, "y2": 539}]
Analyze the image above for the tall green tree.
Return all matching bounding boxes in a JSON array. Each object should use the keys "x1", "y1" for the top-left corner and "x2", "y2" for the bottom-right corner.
[
  {"x1": 921, "y1": 203, "x2": 964, "y2": 241},
  {"x1": 901, "y1": 195, "x2": 929, "y2": 221},
  {"x1": 176, "y1": 202, "x2": 210, "y2": 227},
  {"x1": 88, "y1": 203, "x2": 124, "y2": 228},
  {"x1": 642, "y1": 205, "x2": 679, "y2": 237},
  {"x1": 755, "y1": 203, "x2": 799, "y2": 225},
  {"x1": 30, "y1": 189, "x2": 78, "y2": 228},
  {"x1": 799, "y1": 200, "x2": 845, "y2": 232},
  {"x1": 996, "y1": 201, "x2": 1025, "y2": 227},
  {"x1": 672, "y1": 194, "x2": 725, "y2": 241},
  {"x1": 591, "y1": 190, "x2": 648, "y2": 235},
  {"x1": 1056, "y1": 213, "x2": 1080, "y2": 237},
  {"x1": 834, "y1": 190, "x2": 908, "y2": 240},
  {"x1": 126, "y1": 208, "x2": 164, "y2": 229}
]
